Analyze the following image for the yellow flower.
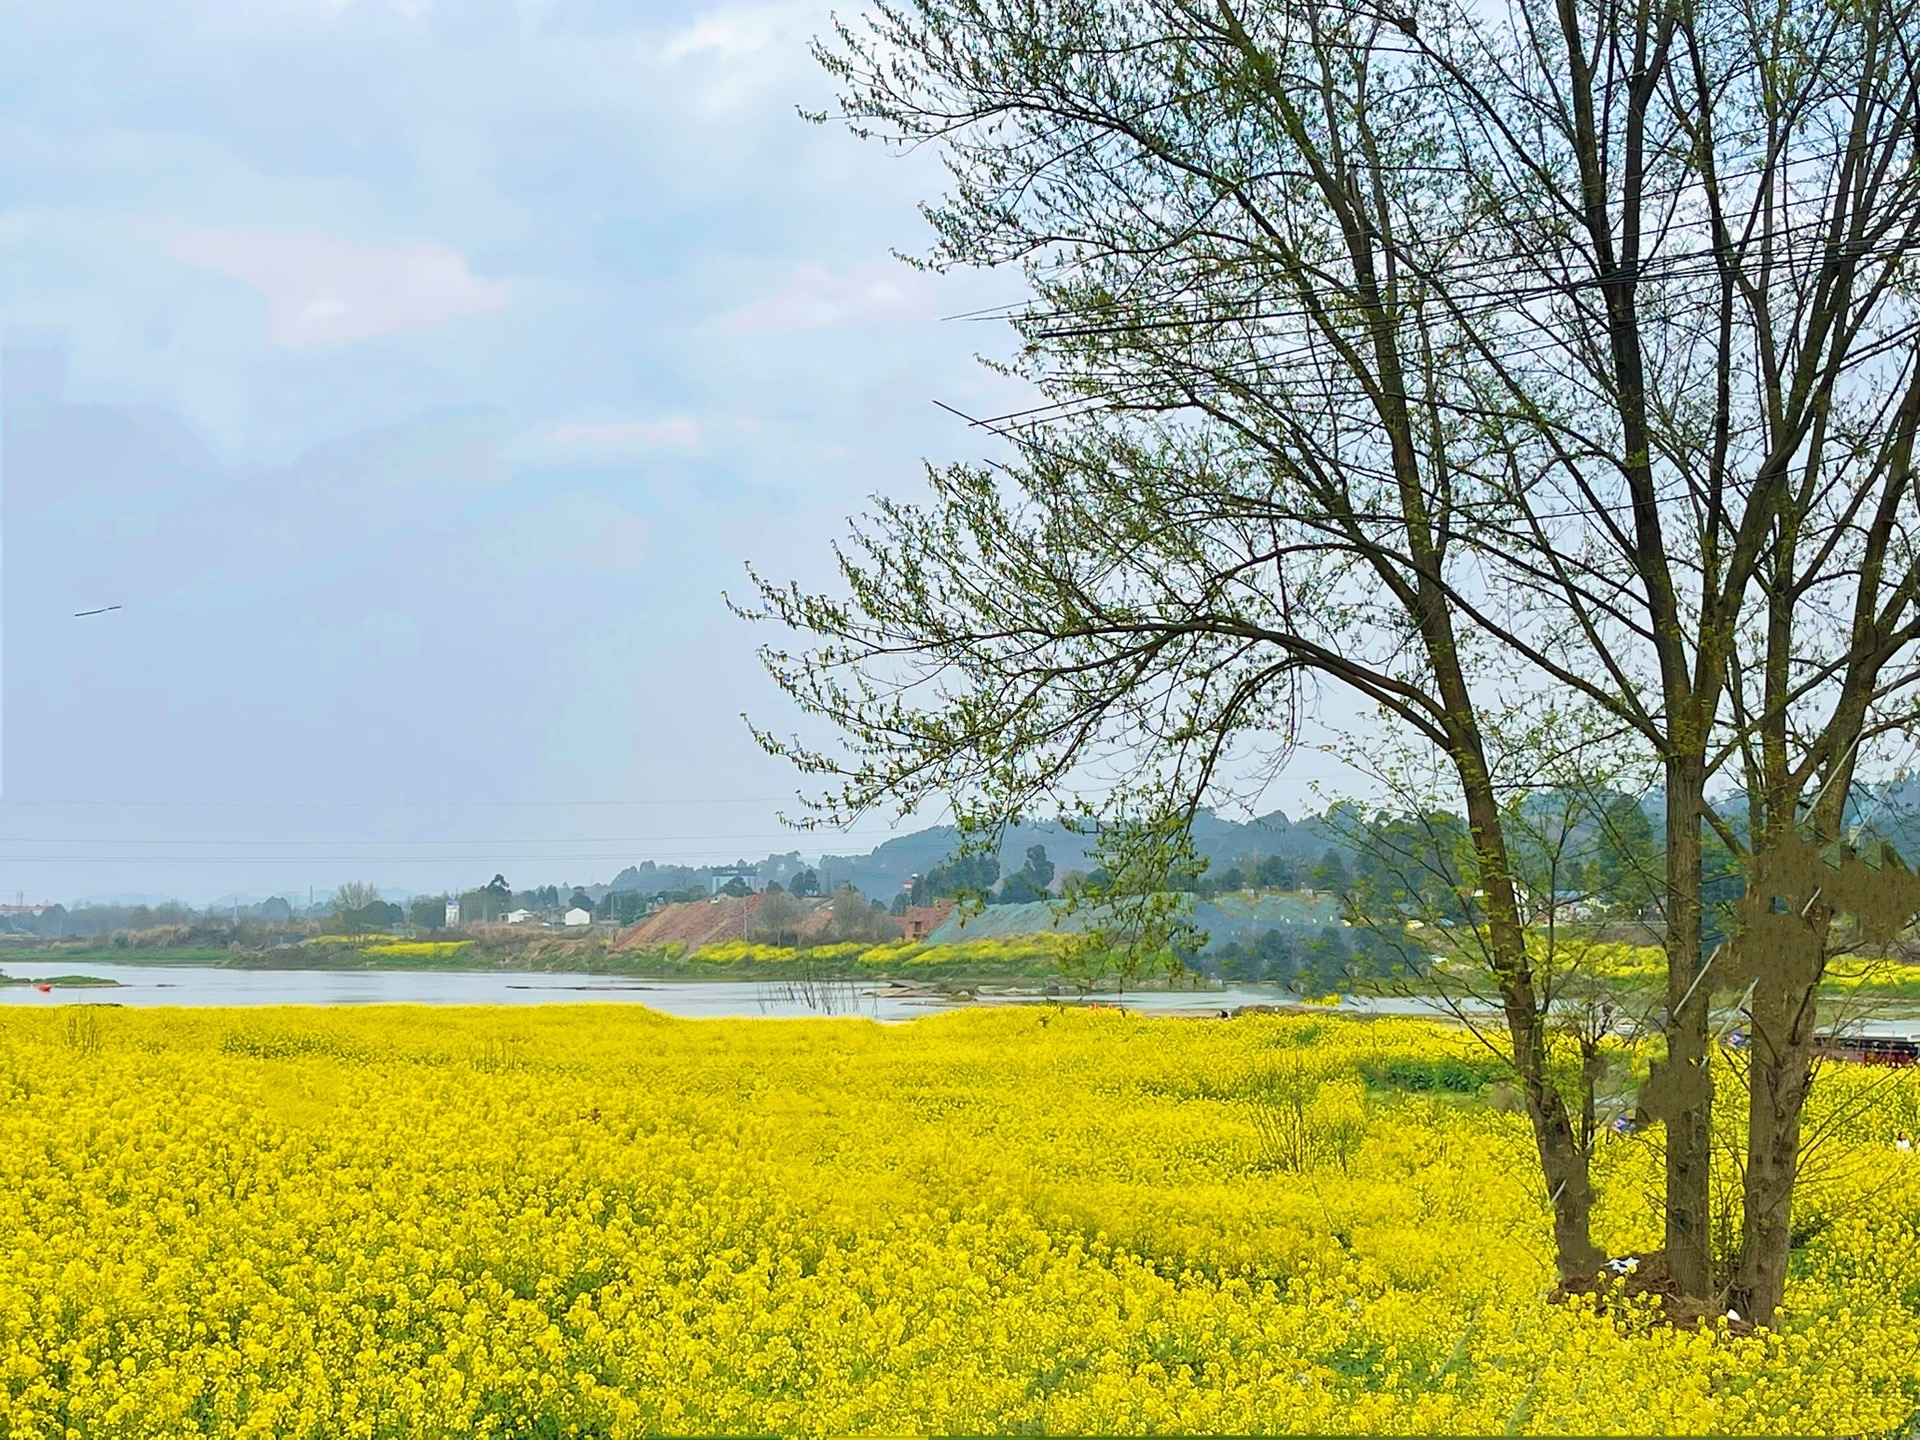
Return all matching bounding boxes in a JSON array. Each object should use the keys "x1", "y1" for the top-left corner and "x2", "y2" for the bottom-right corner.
[{"x1": 0, "y1": 1004, "x2": 1914, "y2": 1436}]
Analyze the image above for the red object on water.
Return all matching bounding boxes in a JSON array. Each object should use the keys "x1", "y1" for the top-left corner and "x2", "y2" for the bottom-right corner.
[{"x1": 33, "y1": 984, "x2": 51, "y2": 993}]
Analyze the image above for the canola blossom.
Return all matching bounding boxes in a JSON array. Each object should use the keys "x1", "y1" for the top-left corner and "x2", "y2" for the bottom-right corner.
[
  {"x1": 300, "y1": 938, "x2": 476, "y2": 963},
  {"x1": 686, "y1": 937, "x2": 1072, "y2": 972},
  {"x1": 2, "y1": 1005, "x2": 1918, "y2": 1437}
]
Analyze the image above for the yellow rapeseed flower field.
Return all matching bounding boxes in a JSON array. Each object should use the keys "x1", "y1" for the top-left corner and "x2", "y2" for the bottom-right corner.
[
  {"x1": 358, "y1": 942, "x2": 475, "y2": 963},
  {"x1": 690, "y1": 937, "x2": 1072, "y2": 971},
  {"x1": 2, "y1": 1005, "x2": 1917, "y2": 1437}
]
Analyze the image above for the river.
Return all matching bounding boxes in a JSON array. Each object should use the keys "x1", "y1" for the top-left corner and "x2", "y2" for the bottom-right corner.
[
  {"x1": 5, "y1": 962, "x2": 1914, "y2": 1035},
  {"x1": 0, "y1": 961, "x2": 1320, "y2": 1021}
]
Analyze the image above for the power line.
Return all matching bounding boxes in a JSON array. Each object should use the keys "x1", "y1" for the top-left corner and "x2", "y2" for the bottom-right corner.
[{"x1": 939, "y1": 132, "x2": 1915, "y2": 328}]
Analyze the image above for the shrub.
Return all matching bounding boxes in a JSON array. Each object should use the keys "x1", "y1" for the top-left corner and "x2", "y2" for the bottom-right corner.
[{"x1": 1360, "y1": 1054, "x2": 1507, "y2": 1094}]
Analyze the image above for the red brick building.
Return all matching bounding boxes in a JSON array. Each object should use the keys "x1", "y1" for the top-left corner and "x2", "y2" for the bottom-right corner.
[{"x1": 899, "y1": 900, "x2": 956, "y2": 941}]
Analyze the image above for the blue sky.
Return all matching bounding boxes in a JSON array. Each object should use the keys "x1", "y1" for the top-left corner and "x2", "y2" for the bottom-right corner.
[{"x1": 0, "y1": 0, "x2": 1354, "y2": 903}]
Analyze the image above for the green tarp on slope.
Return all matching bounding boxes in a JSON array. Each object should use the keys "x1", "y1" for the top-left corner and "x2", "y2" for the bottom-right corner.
[{"x1": 924, "y1": 892, "x2": 1347, "y2": 947}]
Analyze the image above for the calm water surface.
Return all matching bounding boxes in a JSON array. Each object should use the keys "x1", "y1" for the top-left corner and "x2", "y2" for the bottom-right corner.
[
  {"x1": 0, "y1": 961, "x2": 1324, "y2": 1021},
  {"x1": 9, "y1": 963, "x2": 1911, "y2": 1034}
]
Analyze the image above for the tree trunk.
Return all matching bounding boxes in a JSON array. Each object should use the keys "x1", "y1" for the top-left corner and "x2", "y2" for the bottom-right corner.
[
  {"x1": 1459, "y1": 776, "x2": 1602, "y2": 1285},
  {"x1": 1728, "y1": 994, "x2": 1818, "y2": 1326},
  {"x1": 1724, "y1": 829, "x2": 1919, "y2": 1327},
  {"x1": 1662, "y1": 758, "x2": 1716, "y2": 1300},
  {"x1": 1513, "y1": 1015, "x2": 1605, "y2": 1285}
]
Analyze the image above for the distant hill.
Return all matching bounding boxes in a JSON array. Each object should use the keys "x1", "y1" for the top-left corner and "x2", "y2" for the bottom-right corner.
[
  {"x1": 1640, "y1": 777, "x2": 1920, "y2": 857},
  {"x1": 816, "y1": 809, "x2": 1348, "y2": 903},
  {"x1": 570, "y1": 776, "x2": 1920, "y2": 910},
  {"x1": 584, "y1": 810, "x2": 1351, "y2": 906},
  {"x1": 925, "y1": 891, "x2": 1348, "y2": 945}
]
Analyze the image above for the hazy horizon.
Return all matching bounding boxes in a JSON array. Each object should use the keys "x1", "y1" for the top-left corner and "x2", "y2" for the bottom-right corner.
[{"x1": 0, "y1": 0, "x2": 1367, "y2": 905}]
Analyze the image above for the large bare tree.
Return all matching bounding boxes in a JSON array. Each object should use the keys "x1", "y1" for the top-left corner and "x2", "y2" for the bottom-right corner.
[
  {"x1": 744, "y1": 0, "x2": 1920, "y2": 1318},
  {"x1": 1417, "y1": 0, "x2": 1920, "y2": 1318}
]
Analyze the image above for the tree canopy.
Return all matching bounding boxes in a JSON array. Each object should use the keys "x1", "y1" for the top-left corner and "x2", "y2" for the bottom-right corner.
[{"x1": 747, "y1": 0, "x2": 1920, "y2": 1319}]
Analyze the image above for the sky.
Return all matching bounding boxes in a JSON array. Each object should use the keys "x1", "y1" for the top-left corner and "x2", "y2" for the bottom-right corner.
[{"x1": 0, "y1": 0, "x2": 1364, "y2": 904}]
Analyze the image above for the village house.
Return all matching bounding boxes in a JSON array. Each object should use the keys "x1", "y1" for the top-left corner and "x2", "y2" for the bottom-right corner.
[
  {"x1": 1528, "y1": 889, "x2": 1598, "y2": 925},
  {"x1": 709, "y1": 864, "x2": 761, "y2": 894},
  {"x1": 900, "y1": 899, "x2": 956, "y2": 942}
]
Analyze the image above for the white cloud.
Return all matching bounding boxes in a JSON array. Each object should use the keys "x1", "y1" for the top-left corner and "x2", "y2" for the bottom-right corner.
[
  {"x1": 648, "y1": 4, "x2": 820, "y2": 120},
  {"x1": 167, "y1": 230, "x2": 511, "y2": 347},
  {"x1": 660, "y1": 11, "x2": 780, "y2": 64},
  {"x1": 717, "y1": 261, "x2": 937, "y2": 334},
  {"x1": 544, "y1": 418, "x2": 704, "y2": 453}
]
